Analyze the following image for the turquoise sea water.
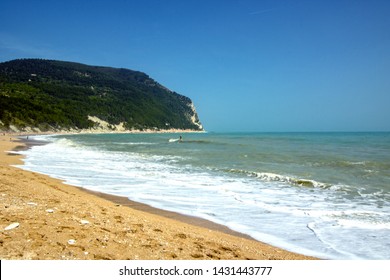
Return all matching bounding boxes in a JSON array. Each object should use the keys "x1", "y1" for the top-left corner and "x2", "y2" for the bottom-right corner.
[{"x1": 18, "y1": 132, "x2": 390, "y2": 259}]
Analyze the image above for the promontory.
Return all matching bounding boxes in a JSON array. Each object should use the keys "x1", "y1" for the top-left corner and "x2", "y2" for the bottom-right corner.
[{"x1": 0, "y1": 59, "x2": 203, "y2": 133}]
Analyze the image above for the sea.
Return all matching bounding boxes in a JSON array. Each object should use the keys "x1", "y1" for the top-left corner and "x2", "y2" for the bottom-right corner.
[{"x1": 15, "y1": 132, "x2": 390, "y2": 259}]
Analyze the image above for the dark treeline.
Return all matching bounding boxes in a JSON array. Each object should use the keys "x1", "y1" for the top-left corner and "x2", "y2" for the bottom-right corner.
[{"x1": 0, "y1": 59, "x2": 202, "y2": 131}]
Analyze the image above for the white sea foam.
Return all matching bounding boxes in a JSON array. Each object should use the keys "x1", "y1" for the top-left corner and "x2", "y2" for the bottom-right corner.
[
  {"x1": 15, "y1": 133, "x2": 390, "y2": 260},
  {"x1": 118, "y1": 142, "x2": 156, "y2": 145},
  {"x1": 255, "y1": 172, "x2": 331, "y2": 188}
]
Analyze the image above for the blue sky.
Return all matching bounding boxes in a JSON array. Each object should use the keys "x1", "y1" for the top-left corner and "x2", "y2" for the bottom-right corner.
[{"x1": 1, "y1": 0, "x2": 389, "y2": 132}]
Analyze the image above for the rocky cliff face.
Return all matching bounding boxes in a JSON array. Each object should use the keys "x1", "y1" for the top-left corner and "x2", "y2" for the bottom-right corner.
[
  {"x1": 187, "y1": 102, "x2": 203, "y2": 131},
  {"x1": 0, "y1": 59, "x2": 204, "y2": 132}
]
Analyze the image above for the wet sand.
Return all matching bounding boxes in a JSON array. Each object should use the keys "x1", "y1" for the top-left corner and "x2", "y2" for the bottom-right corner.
[{"x1": 0, "y1": 134, "x2": 316, "y2": 260}]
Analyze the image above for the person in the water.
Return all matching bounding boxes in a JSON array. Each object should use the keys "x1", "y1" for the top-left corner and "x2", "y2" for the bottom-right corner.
[{"x1": 179, "y1": 135, "x2": 183, "y2": 142}]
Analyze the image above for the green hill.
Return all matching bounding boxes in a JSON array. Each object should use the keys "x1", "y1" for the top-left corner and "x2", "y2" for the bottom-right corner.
[{"x1": 0, "y1": 59, "x2": 203, "y2": 132}]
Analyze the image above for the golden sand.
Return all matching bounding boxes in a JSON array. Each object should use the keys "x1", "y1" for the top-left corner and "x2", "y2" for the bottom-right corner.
[{"x1": 0, "y1": 134, "x2": 316, "y2": 260}]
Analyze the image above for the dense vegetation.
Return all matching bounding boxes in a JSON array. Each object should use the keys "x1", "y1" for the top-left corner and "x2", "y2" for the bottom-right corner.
[{"x1": 0, "y1": 59, "x2": 202, "y2": 131}]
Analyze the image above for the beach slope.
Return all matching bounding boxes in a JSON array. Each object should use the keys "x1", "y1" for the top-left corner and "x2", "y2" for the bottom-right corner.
[{"x1": 0, "y1": 135, "x2": 315, "y2": 260}]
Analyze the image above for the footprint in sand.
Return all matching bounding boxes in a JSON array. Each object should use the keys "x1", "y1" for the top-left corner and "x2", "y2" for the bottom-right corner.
[{"x1": 174, "y1": 233, "x2": 187, "y2": 239}]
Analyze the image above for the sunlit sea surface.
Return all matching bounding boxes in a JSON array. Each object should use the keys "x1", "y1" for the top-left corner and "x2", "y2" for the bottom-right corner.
[{"x1": 18, "y1": 132, "x2": 390, "y2": 259}]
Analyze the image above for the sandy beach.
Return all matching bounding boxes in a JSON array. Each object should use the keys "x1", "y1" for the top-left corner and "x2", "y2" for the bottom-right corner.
[{"x1": 0, "y1": 134, "x2": 316, "y2": 260}]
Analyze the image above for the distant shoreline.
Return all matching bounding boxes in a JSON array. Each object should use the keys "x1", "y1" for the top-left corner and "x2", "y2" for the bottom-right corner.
[{"x1": 1, "y1": 127, "x2": 206, "y2": 137}]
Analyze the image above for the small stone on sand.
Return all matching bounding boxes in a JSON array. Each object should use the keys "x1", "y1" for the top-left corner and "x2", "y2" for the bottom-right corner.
[
  {"x1": 46, "y1": 209, "x2": 54, "y2": 213},
  {"x1": 5, "y1": 222, "x2": 20, "y2": 230},
  {"x1": 68, "y1": 239, "x2": 76, "y2": 245},
  {"x1": 80, "y1": 220, "x2": 90, "y2": 225}
]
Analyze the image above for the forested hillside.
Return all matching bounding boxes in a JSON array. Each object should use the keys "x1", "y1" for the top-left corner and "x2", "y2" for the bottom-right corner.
[{"x1": 0, "y1": 59, "x2": 203, "y2": 132}]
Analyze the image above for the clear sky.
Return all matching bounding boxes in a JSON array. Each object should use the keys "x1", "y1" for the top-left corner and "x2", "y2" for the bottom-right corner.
[{"x1": 1, "y1": 0, "x2": 389, "y2": 132}]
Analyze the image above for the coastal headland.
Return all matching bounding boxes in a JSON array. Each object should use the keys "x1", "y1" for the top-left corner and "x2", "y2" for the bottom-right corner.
[{"x1": 0, "y1": 133, "x2": 316, "y2": 260}]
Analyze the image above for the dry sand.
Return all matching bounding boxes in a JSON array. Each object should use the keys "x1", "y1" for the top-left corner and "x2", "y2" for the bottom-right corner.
[{"x1": 0, "y1": 134, "x2": 316, "y2": 260}]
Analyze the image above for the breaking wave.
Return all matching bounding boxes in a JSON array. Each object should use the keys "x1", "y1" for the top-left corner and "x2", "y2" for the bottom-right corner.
[{"x1": 227, "y1": 169, "x2": 331, "y2": 188}]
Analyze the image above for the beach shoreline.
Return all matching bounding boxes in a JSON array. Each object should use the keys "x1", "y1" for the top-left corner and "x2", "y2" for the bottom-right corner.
[
  {"x1": 1, "y1": 127, "x2": 206, "y2": 136},
  {"x1": 0, "y1": 133, "x2": 317, "y2": 260}
]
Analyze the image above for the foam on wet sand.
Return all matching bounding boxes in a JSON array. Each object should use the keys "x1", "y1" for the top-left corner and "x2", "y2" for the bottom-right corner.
[{"x1": 0, "y1": 134, "x2": 316, "y2": 260}]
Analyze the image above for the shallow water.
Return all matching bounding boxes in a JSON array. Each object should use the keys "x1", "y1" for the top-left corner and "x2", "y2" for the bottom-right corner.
[{"x1": 18, "y1": 132, "x2": 390, "y2": 259}]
